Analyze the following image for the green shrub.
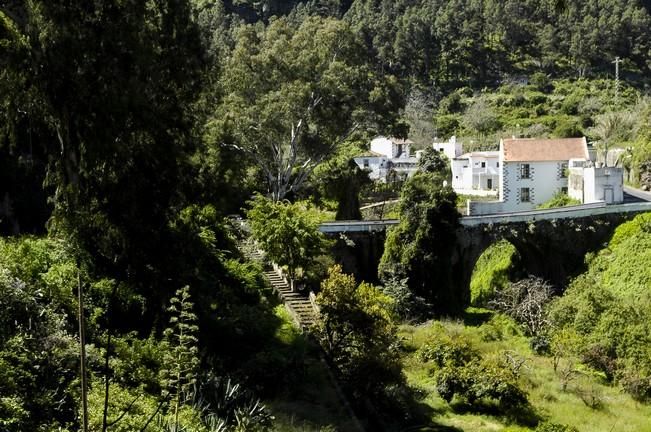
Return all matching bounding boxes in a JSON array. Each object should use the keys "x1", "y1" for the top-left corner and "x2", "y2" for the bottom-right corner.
[
  {"x1": 439, "y1": 92, "x2": 464, "y2": 114},
  {"x1": 549, "y1": 213, "x2": 651, "y2": 400},
  {"x1": 417, "y1": 332, "x2": 479, "y2": 368},
  {"x1": 435, "y1": 357, "x2": 528, "y2": 411},
  {"x1": 478, "y1": 314, "x2": 521, "y2": 342},
  {"x1": 618, "y1": 369, "x2": 651, "y2": 402},
  {"x1": 553, "y1": 118, "x2": 581, "y2": 138},
  {"x1": 530, "y1": 73, "x2": 553, "y2": 93},
  {"x1": 380, "y1": 277, "x2": 431, "y2": 322},
  {"x1": 434, "y1": 114, "x2": 461, "y2": 137},
  {"x1": 535, "y1": 422, "x2": 579, "y2": 432},
  {"x1": 560, "y1": 93, "x2": 583, "y2": 115},
  {"x1": 537, "y1": 191, "x2": 581, "y2": 209}
]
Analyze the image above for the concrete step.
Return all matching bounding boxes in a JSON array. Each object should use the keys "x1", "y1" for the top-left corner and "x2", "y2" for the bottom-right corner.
[
  {"x1": 290, "y1": 304, "x2": 314, "y2": 310},
  {"x1": 253, "y1": 257, "x2": 319, "y2": 330}
]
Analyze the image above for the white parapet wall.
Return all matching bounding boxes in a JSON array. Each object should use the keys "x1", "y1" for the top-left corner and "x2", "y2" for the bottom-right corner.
[
  {"x1": 467, "y1": 200, "x2": 505, "y2": 216},
  {"x1": 459, "y1": 201, "x2": 651, "y2": 227}
]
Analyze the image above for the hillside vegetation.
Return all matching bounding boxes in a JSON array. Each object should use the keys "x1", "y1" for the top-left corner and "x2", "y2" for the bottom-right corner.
[
  {"x1": 549, "y1": 213, "x2": 651, "y2": 401},
  {"x1": 2, "y1": 0, "x2": 651, "y2": 430},
  {"x1": 400, "y1": 315, "x2": 651, "y2": 432},
  {"x1": 433, "y1": 79, "x2": 639, "y2": 148}
]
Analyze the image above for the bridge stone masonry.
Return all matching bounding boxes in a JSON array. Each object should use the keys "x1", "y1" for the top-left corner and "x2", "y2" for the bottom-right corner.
[{"x1": 320, "y1": 202, "x2": 651, "y2": 297}]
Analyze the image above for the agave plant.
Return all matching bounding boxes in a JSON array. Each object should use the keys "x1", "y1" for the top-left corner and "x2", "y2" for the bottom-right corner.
[{"x1": 193, "y1": 375, "x2": 274, "y2": 432}]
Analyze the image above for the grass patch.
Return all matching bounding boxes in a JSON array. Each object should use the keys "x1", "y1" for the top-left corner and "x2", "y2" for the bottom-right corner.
[{"x1": 399, "y1": 315, "x2": 651, "y2": 432}]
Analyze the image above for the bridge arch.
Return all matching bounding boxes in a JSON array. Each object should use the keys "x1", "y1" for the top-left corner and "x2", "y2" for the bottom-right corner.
[
  {"x1": 320, "y1": 205, "x2": 651, "y2": 310},
  {"x1": 451, "y1": 212, "x2": 641, "y2": 300}
]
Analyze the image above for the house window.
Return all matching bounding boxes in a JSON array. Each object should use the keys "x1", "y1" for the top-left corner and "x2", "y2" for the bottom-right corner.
[
  {"x1": 363, "y1": 159, "x2": 369, "y2": 168},
  {"x1": 520, "y1": 164, "x2": 531, "y2": 179},
  {"x1": 561, "y1": 187, "x2": 568, "y2": 194},
  {"x1": 561, "y1": 163, "x2": 568, "y2": 178},
  {"x1": 481, "y1": 162, "x2": 486, "y2": 168},
  {"x1": 521, "y1": 187, "x2": 531, "y2": 202}
]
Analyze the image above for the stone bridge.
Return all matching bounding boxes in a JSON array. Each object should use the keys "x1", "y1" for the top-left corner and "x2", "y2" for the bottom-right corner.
[{"x1": 320, "y1": 202, "x2": 651, "y2": 299}]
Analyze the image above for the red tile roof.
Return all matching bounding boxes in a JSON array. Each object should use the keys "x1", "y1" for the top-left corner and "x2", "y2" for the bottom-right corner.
[{"x1": 502, "y1": 137, "x2": 588, "y2": 162}]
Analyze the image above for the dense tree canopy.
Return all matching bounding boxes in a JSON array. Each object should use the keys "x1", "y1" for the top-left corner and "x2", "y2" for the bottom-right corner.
[
  {"x1": 210, "y1": 15, "x2": 404, "y2": 201},
  {"x1": 347, "y1": 0, "x2": 651, "y2": 88},
  {"x1": 246, "y1": 195, "x2": 330, "y2": 287},
  {"x1": 379, "y1": 160, "x2": 461, "y2": 313}
]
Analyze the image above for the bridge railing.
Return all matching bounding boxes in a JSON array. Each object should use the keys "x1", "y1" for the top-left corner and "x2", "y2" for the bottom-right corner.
[
  {"x1": 319, "y1": 219, "x2": 399, "y2": 233},
  {"x1": 461, "y1": 201, "x2": 651, "y2": 226},
  {"x1": 319, "y1": 202, "x2": 651, "y2": 232}
]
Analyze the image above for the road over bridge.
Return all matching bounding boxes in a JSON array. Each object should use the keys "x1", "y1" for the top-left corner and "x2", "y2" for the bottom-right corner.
[
  {"x1": 320, "y1": 202, "x2": 651, "y2": 302},
  {"x1": 320, "y1": 202, "x2": 651, "y2": 233}
]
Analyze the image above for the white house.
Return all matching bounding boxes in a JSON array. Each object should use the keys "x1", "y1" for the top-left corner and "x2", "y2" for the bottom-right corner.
[
  {"x1": 432, "y1": 136, "x2": 499, "y2": 194},
  {"x1": 370, "y1": 136, "x2": 413, "y2": 159},
  {"x1": 498, "y1": 137, "x2": 590, "y2": 212},
  {"x1": 354, "y1": 136, "x2": 418, "y2": 181},
  {"x1": 451, "y1": 151, "x2": 500, "y2": 193},
  {"x1": 467, "y1": 137, "x2": 623, "y2": 215},
  {"x1": 352, "y1": 150, "x2": 388, "y2": 181},
  {"x1": 434, "y1": 136, "x2": 463, "y2": 161}
]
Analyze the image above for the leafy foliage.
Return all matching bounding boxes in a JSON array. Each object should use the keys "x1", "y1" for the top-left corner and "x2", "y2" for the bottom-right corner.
[
  {"x1": 313, "y1": 265, "x2": 404, "y2": 403},
  {"x1": 417, "y1": 324, "x2": 529, "y2": 413},
  {"x1": 246, "y1": 195, "x2": 331, "y2": 287},
  {"x1": 379, "y1": 276, "x2": 431, "y2": 322},
  {"x1": 0, "y1": 0, "x2": 203, "y2": 285},
  {"x1": 347, "y1": 0, "x2": 651, "y2": 88},
  {"x1": 549, "y1": 213, "x2": 651, "y2": 400},
  {"x1": 211, "y1": 15, "x2": 404, "y2": 201},
  {"x1": 306, "y1": 142, "x2": 372, "y2": 220},
  {"x1": 537, "y1": 191, "x2": 581, "y2": 209},
  {"x1": 535, "y1": 422, "x2": 579, "y2": 432},
  {"x1": 417, "y1": 147, "x2": 450, "y2": 174},
  {"x1": 470, "y1": 240, "x2": 518, "y2": 307}
]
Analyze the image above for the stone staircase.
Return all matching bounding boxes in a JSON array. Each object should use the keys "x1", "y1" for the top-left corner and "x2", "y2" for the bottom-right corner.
[
  {"x1": 246, "y1": 247, "x2": 317, "y2": 330},
  {"x1": 264, "y1": 269, "x2": 317, "y2": 329}
]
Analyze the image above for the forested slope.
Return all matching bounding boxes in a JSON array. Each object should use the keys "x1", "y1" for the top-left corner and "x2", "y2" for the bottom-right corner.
[{"x1": 2, "y1": 0, "x2": 651, "y2": 430}]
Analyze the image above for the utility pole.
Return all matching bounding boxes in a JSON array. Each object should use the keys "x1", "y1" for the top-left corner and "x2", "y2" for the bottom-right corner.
[
  {"x1": 78, "y1": 269, "x2": 89, "y2": 432},
  {"x1": 612, "y1": 56, "x2": 622, "y2": 101}
]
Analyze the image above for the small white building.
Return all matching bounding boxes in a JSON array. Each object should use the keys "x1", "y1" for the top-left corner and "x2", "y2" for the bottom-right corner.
[
  {"x1": 352, "y1": 150, "x2": 389, "y2": 181},
  {"x1": 434, "y1": 136, "x2": 463, "y2": 161},
  {"x1": 369, "y1": 136, "x2": 413, "y2": 159},
  {"x1": 432, "y1": 136, "x2": 499, "y2": 194},
  {"x1": 451, "y1": 151, "x2": 500, "y2": 192},
  {"x1": 568, "y1": 159, "x2": 624, "y2": 204},
  {"x1": 354, "y1": 136, "x2": 418, "y2": 181},
  {"x1": 467, "y1": 137, "x2": 624, "y2": 215}
]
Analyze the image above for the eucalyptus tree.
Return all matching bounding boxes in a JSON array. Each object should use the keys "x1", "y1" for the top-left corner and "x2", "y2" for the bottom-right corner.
[{"x1": 212, "y1": 16, "x2": 404, "y2": 201}]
